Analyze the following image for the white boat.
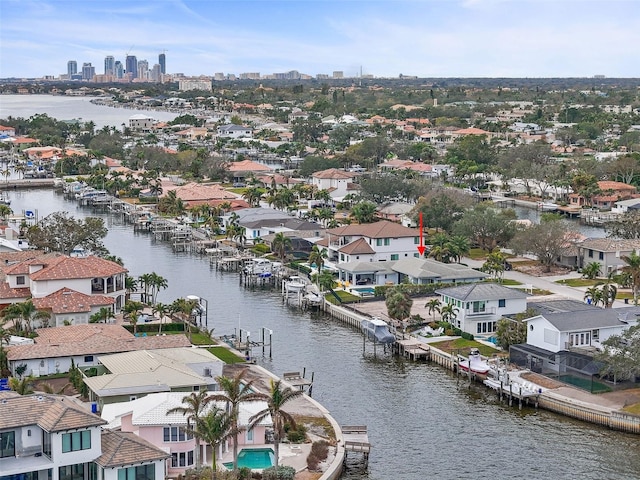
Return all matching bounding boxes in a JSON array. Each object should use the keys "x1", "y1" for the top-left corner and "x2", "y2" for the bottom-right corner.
[
  {"x1": 361, "y1": 318, "x2": 396, "y2": 344},
  {"x1": 458, "y1": 348, "x2": 491, "y2": 376},
  {"x1": 0, "y1": 192, "x2": 10, "y2": 206},
  {"x1": 244, "y1": 258, "x2": 279, "y2": 276},
  {"x1": 76, "y1": 188, "x2": 108, "y2": 200},
  {"x1": 537, "y1": 202, "x2": 559, "y2": 212},
  {"x1": 284, "y1": 275, "x2": 306, "y2": 293}
]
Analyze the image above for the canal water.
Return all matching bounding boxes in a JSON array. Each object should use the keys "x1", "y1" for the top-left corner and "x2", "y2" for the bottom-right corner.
[{"x1": 8, "y1": 188, "x2": 640, "y2": 480}]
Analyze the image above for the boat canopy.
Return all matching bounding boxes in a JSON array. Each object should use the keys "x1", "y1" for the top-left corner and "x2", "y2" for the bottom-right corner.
[{"x1": 361, "y1": 318, "x2": 396, "y2": 344}]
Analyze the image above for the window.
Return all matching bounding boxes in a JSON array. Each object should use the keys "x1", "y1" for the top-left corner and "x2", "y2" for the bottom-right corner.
[
  {"x1": 376, "y1": 239, "x2": 382, "y2": 246},
  {"x1": 61, "y1": 430, "x2": 91, "y2": 453},
  {"x1": 588, "y1": 249, "x2": 593, "y2": 258},
  {"x1": 42, "y1": 431, "x2": 52, "y2": 458},
  {"x1": 118, "y1": 464, "x2": 155, "y2": 480},
  {"x1": 247, "y1": 428, "x2": 254, "y2": 442},
  {"x1": 598, "y1": 252, "x2": 604, "y2": 260},
  {"x1": 0, "y1": 431, "x2": 15, "y2": 458},
  {"x1": 384, "y1": 238, "x2": 390, "y2": 246},
  {"x1": 16, "y1": 275, "x2": 25, "y2": 285},
  {"x1": 58, "y1": 463, "x2": 86, "y2": 480},
  {"x1": 84, "y1": 355, "x2": 94, "y2": 363},
  {"x1": 414, "y1": 236, "x2": 419, "y2": 244},
  {"x1": 472, "y1": 301, "x2": 486, "y2": 313},
  {"x1": 171, "y1": 451, "x2": 194, "y2": 468},
  {"x1": 390, "y1": 254, "x2": 399, "y2": 261},
  {"x1": 498, "y1": 299, "x2": 506, "y2": 308},
  {"x1": 163, "y1": 427, "x2": 194, "y2": 442}
]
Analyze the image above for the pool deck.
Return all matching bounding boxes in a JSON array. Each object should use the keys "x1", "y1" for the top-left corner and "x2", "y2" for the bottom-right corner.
[{"x1": 218, "y1": 443, "x2": 311, "y2": 472}]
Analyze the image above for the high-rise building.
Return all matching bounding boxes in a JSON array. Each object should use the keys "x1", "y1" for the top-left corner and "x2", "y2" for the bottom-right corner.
[
  {"x1": 115, "y1": 61, "x2": 124, "y2": 79},
  {"x1": 151, "y1": 64, "x2": 162, "y2": 83},
  {"x1": 104, "y1": 55, "x2": 115, "y2": 75},
  {"x1": 333, "y1": 71, "x2": 344, "y2": 79},
  {"x1": 67, "y1": 60, "x2": 77, "y2": 76},
  {"x1": 82, "y1": 62, "x2": 95, "y2": 81},
  {"x1": 159, "y1": 53, "x2": 166, "y2": 74},
  {"x1": 125, "y1": 55, "x2": 138, "y2": 79},
  {"x1": 137, "y1": 60, "x2": 149, "y2": 80}
]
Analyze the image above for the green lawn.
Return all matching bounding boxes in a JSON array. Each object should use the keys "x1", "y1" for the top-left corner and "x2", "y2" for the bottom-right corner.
[
  {"x1": 207, "y1": 346, "x2": 247, "y2": 364},
  {"x1": 623, "y1": 403, "x2": 640, "y2": 415},
  {"x1": 499, "y1": 279, "x2": 523, "y2": 286},
  {"x1": 429, "y1": 338, "x2": 499, "y2": 357},
  {"x1": 325, "y1": 291, "x2": 360, "y2": 304},
  {"x1": 555, "y1": 278, "x2": 599, "y2": 287},
  {"x1": 190, "y1": 331, "x2": 215, "y2": 345},
  {"x1": 467, "y1": 248, "x2": 487, "y2": 260}
]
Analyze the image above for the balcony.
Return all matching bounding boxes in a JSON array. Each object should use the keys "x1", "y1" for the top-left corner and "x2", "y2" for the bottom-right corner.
[{"x1": 464, "y1": 307, "x2": 497, "y2": 317}]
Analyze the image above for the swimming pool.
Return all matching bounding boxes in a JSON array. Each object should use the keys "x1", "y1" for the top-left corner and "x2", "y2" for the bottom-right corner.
[
  {"x1": 223, "y1": 448, "x2": 275, "y2": 470},
  {"x1": 350, "y1": 286, "x2": 376, "y2": 296}
]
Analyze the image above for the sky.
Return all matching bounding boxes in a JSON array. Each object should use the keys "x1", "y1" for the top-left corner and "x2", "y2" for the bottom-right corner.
[{"x1": 1, "y1": 0, "x2": 639, "y2": 79}]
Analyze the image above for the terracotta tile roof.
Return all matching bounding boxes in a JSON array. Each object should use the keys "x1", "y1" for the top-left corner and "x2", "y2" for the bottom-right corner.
[
  {"x1": 227, "y1": 160, "x2": 272, "y2": 172},
  {"x1": 162, "y1": 182, "x2": 239, "y2": 202},
  {"x1": 597, "y1": 181, "x2": 636, "y2": 191},
  {"x1": 327, "y1": 220, "x2": 419, "y2": 239},
  {"x1": 27, "y1": 255, "x2": 127, "y2": 281},
  {"x1": 32, "y1": 287, "x2": 114, "y2": 313},
  {"x1": 0, "y1": 282, "x2": 32, "y2": 300},
  {"x1": 6, "y1": 324, "x2": 191, "y2": 361},
  {"x1": 96, "y1": 430, "x2": 169, "y2": 468},
  {"x1": 312, "y1": 168, "x2": 355, "y2": 179},
  {"x1": 339, "y1": 237, "x2": 376, "y2": 255},
  {"x1": 0, "y1": 393, "x2": 106, "y2": 431},
  {"x1": 11, "y1": 137, "x2": 37, "y2": 144},
  {"x1": 454, "y1": 127, "x2": 490, "y2": 135}
]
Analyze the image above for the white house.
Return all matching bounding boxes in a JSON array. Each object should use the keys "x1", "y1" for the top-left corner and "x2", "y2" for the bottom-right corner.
[
  {"x1": 216, "y1": 124, "x2": 252, "y2": 138},
  {"x1": 310, "y1": 168, "x2": 359, "y2": 200},
  {"x1": 128, "y1": 114, "x2": 155, "y2": 131},
  {"x1": 435, "y1": 283, "x2": 529, "y2": 336},
  {"x1": 0, "y1": 392, "x2": 167, "y2": 480},
  {"x1": 323, "y1": 220, "x2": 421, "y2": 266},
  {"x1": 577, "y1": 238, "x2": 640, "y2": 276},
  {"x1": 1, "y1": 253, "x2": 128, "y2": 312}
]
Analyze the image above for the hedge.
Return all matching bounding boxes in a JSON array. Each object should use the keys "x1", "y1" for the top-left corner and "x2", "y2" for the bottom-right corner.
[
  {"x1": 122, "y1": 322, "x2": 186, "y2": 334},
  {"x1": 374, "y1": 282, "x2": 463, "y2": 298}
]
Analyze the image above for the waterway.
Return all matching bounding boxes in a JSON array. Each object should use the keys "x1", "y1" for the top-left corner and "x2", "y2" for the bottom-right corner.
[
  {"x1": 7, "y1": 187, "x2": 640, "y2": 480},
  {"x1": 2, "y1": 96, "x2": 639, "y2": 479}
]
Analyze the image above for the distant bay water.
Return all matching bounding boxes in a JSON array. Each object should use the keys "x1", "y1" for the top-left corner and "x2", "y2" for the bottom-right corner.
[{"x1": 0, "y1": 94, "x2": 178, "y2": 130}]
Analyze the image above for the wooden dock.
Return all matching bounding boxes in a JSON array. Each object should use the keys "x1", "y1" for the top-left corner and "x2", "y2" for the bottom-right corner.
[
  {"x1": 342, "y1": 425, "x2": 371, "y2": 468},
  {"x1": 395, "y1": 338, "x2": 430, "y2": 361},
  {"x1": 283, "y1": 370, "x2": 314, "y2": 396}
]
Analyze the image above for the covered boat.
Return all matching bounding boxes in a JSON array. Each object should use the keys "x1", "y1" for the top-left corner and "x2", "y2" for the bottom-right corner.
[
  {"x1": 458, "y1": 348, "x2": 490, "y2": 375},
  {"x1": 361, "y1": 318, "x2": 396, "y2": 344}
]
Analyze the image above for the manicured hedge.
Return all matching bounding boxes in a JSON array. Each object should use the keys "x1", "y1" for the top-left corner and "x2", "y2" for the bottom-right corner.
[{"x1": 122, "y1": 322, "x2": 186, "y2": 334}]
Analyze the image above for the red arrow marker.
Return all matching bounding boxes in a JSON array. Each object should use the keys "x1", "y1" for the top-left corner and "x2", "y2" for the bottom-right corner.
[{"x1": 417, "y1": 212, "x2": 425, "y2": 256}]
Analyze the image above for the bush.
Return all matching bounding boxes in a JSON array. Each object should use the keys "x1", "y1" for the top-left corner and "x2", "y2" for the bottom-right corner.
[
  {"x1": 461, "y1": 332, "x2": 475, "y2": 340},
  {"x1": 374, "y1": 282, "x2": 462, "y2": 298},
  {"x1": 262, "y1": 466, "x2": 296, "y2": 480},
  {"x1": 285, "y1": 423, "x2": 307, "y2": 443},
  {"x1": 310, "y1": 440, "x2": 329, "y2": 460},
  {"x1": 252, "y1": 244, "x2": 270, "y2": 255},
  {"x1": 122, "y1": 322, "x2": 186, "y2": 334},
  {"x1": 306, "y1": 453, "x2": 320, "y2": 471}
]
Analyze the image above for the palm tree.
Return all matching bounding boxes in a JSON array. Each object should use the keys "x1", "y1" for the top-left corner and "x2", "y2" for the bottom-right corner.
[
  {"x1": 313, "y1": 271, "x2": 336, "y2": 292},
  {"x1": 440, "y1": 303, "x2": 459, "y2": 324},
  {"x1": 249, "y1": 379, "x2": 303, "y2": 468},
  {"x1": 621, "y1": 251, "x2": 640, "y2": 306},
  {"x1": 9, "y1": 375, "x2": 35, "y2": 395},
  {"x1": 137, "y1": 273, "x2": 153, "y2": 304},
  {"x1": 166, "y1": 390, "x2": 212, "y2": 469},
  {"x1": 448, "y1": 235, "x2": 471, "y2": 263},
  {"x1": 0, "y1": 204, "x2": 12, "y2": 220},
  {"x1": 584, "y1": 286, "x2": 603, "y2": 307},
  {"x1": 89, "y1": 307, "x2": 115, "y2": 324},
  {"x1": 1, "y1": 300, "x2": 51, "y2": 335},
  {"x1": 426, "y1": 298, "x2": 441, "y2": 323},
  {"x1": 385, "y1": 288, "x2": 413, "y2": 331},
  {"x1": 308, "y1": 245, "x2": 328, "y2": 274},
  {"x1": 124, "y1": 275, "x2": 138, "y2": 302},
  {"x1": 152, "y1": 302, "x2": 170, "y2": 334},
  {"x1": 242, "y1": 186, "x2": 263, "y2": 207},
  {"x1": 149, "y1": 272, "x2": 168, "y2": 305},
  {"x1": 195, "y1": 406, "x2": 234, "y2": 480},
  {"x1": 271, "y1": 232, "x2": 292, "y2": 262},
  {"x1": 122, "y1": 300, "x2": 144, "y2": 335},
  {"x1": 208, "y1": 370, "x2": 265, "y2": 473},
  {"x1": 597, "y1": 277, "x2": 618, "y2": 308},
  {"x1": 582, "y1": 261, "x2": 601, "y2": 280}
]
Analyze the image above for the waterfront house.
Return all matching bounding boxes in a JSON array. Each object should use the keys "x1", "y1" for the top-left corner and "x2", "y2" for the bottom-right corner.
[
  {"x1": 31, "y1": 287, "x2": 115, "y2": 327},
  {"x1": 0, "y1": 391, "x2": 106, "y2": 480},
  {"x1": 577, "y1": 238, "x2": 640, "y2": 276},
  {"x1": 226, "y1": 159, "x2": 273, "y2": 184},
  {"x1": 311, "y1": 168, "x2": 359, "y2": 200},
  {"x1": 5, "y1": 324, "x2": 191, "y2": 377},
  {"x1": 511, "y1": 305, "x2": 640, "y2": 374},
  {"x1": 128, "y1": 114, "x2": 155, "y2": 131},
  {"x1": 324, "y1": 220, "x2": 421, "y2": 266},
  {"x1": 435, "y1": 283, "x2": 528, "y2": 336},
  {"x1": 611, "y1": 197, "x2": 640, "y2": 214},
  {"x1": 84, "y1": 347, "x2": 224, "y2": 409},
  {"x1": 96, "y1": 430, "x2": 169, "y2": 480},
  {"x1": 568, "y1": 181, "x2": 637, "y2": 209},
  {"x1": 216, "y1": 124, "x2": 253, "y2": 138},
  {"x1": 101, "y1": 391, "x2": 270, "y2": 476},
  {"x1": 161, "y1": 182, "x2": 247, "y2": 210},
  {"x1": 0, "y1": 252, "x2": 128, "y2": 312}
]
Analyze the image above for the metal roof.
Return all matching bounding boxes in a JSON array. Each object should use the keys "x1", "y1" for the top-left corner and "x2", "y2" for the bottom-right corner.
[{"x1": 436, "y1": 283, "x2": 529, "y2": 301}]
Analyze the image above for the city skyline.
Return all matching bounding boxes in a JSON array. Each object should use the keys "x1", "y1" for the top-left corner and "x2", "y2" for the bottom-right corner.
[{"x1": 1, "y1": 0, "x2": 639, "y2": 80}]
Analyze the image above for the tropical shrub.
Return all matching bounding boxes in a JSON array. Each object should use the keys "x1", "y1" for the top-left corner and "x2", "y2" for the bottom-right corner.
[{"x1": 262, "y1": 466, "x2": 296, "y2": 480}]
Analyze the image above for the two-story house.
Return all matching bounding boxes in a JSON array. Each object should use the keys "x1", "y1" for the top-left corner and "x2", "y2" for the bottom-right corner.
[
  {"x1": 324, "y1": 220, "x2": 421, "y2": 266},
  {"x1": 569, "y1": 180, "x2": 637, "y2": 209},
  {"x1": 577, "y1": 238, "x2": 640, "y2": 276},
  {"x1": 1, "y1": 253, "x2": 128, "y2": 313},
  {"x1": 435, "y1": 283, "x2": 528, "y2": 336},
  {"x1": 216, "y1": 124, "x2": 253, "y2": 138},
  {"x1": 511, "y1": 303, "x2": 640, "y2": 375},
  {"x1": 101, "y1": 392, "x2": 270, "y2": 477},
  {"x1": 310, "y1": 169, "x2": 359, "y2": 201},
  {"x1": 0, "y1": 391, "x2": 169, "y2": 480}
]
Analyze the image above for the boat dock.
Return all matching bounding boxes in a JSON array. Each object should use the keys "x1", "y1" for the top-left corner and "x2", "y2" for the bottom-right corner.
[
  {"x1": 395, "y1": 338, "x2": 430, "y2": 361},
  {"x1": 283, "y1": 370, "x2": 314, "y2": 396},
  {"x1": 341, "y1": 425, "x2": 371, "y2": 469},
  {"x1": 483, "y1": 376, "x2": 541, "y2": 409}
]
